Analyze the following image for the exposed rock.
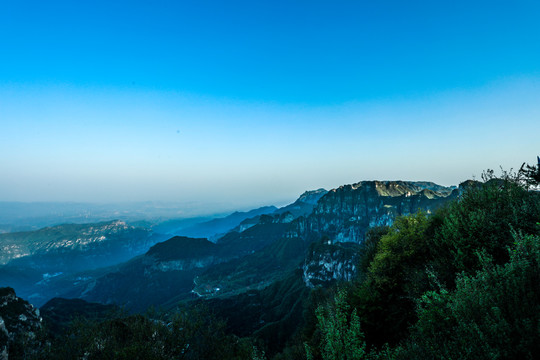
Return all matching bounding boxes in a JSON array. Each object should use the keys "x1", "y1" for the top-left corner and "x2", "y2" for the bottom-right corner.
[
  {"x1": 288, "y1": 180, "x2": 457, "y2": 245},
  {"x1": 297, "y1": 188, "x2": 329, "y2": 205},
  {"x1": 273, "y1": 188, "x2": 328, "y2": 218},
  {"x1": 303, "y1": 241, "x2": 361, "y2": 287},
  {"x1": 0, "y1": 287, "x2": 42, "y2": 359}
]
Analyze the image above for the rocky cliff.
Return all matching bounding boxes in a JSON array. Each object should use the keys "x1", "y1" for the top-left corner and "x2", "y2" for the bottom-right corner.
[
  {"x1": 303, "y1": 240, "x2": 361, "y2": 287},
  {"x1": 0, "y1": 287, "x2": 42, "y2": 359},
  {"x1": 288, "y1": 180, "x2": 457, "y2": 244}
]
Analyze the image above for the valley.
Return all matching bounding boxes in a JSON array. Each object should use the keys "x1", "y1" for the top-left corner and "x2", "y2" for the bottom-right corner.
[{"x1": 1, "y1": 173, "x2": 539, "y2": 359}]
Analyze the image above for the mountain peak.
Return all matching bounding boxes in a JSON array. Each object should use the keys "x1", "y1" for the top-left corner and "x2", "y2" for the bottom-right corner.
[
  {"x1": 332, "y1": 180, "x2": 456, "y2": 198},
  {"x1": 297, "y1": 189, "x2": 328, "y2": 205},
  {"x1": 146, "y1": 236, "x2": 216, "y2": 261}
]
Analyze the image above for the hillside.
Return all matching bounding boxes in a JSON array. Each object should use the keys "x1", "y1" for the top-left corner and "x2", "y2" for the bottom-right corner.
[
  {"x1": 0, "y1": 220, "x2": 160, "y2": 268},
  {"x1": 0, "y1": 221, "x2": 166, "y2": 306}
]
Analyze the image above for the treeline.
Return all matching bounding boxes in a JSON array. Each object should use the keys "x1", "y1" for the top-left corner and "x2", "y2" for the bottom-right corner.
[{"x1": 17, "y1": 304, "x2": 258, "y2": 359}]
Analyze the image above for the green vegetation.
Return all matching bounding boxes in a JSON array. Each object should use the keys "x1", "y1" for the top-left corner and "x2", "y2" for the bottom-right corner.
[
  {"x1": 313, "y1": 289, "x2": 366, "y2": 360},
  {"x1": 303, "y1": 163, "x2": 540, "y2": 359},
  {"x1": 401, "y1": 232, "x2": 540, "y2": 359},
  {"x1": 39, "y1": 304, "x2": 254, "y2": 360}
]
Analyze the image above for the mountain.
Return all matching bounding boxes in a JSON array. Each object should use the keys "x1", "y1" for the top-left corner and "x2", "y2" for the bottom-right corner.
[
  {"x1": 0, "y1": 221, "x2": 166, "y2": 306},
  {"x1": 1, "y1": 180, "x2": 458, "y2": 313},
  {"x1": 65, "y1": 212, "x2": 296, "y2": 311},
  {"x1": 231, "y1": 189, "x2": 328, "y2": 234},
  {"x1": 291, "y1": 180, "x2": 458, "y2": 244},
  {"x1": 172, "y1": 206, "x2": 278, "y2": 241},
  {"x1": 193, "y1": 181, "x2": 457, "y2": 298},
  {"x1": 79, "y1": 236, "x2": 220, "y2": 312},
  {"x1": 216, "y1": 212, "x2": 296, "y2": 258},
  {"x1": 66, "y1": 180, "x2": 458, "y2": 311},
  {"x1": 0, "y1": 220, "x2": 161, "y2": 269},
  {"x1": 0, "y1": 192, "x2": 310, "y2": 310},
  {"x1": 273, "y1": 188, "x2": 328, "y2": 217}
]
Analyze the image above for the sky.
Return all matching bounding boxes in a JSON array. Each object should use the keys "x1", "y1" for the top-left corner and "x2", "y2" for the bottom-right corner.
[{"x1": 1, "y1": 1, "x2": 539, "y2": 212}]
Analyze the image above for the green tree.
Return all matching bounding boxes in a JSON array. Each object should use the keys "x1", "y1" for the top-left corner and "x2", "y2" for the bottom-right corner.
[
  {"x1": 401, "y1": 232, "x2": 540, "y2": 360},
  {"x1": 518, "y1": 159, "x2": 540, "y2": 189},
  {"x1": 314, "y1": 288, "x2": 366, "y2": 360},
  {"x1": 41, "y1": 304, "x2": 253, "y2": 360},
  {"x1": 350, "y1": 212, "x2": 433, "y2": 347},
  {"x1": 431, "y1": 177, "x2": 540, "y2": 288},
  {"x1": 358, "y1": 226, "x2": 390, "y2": 275}
]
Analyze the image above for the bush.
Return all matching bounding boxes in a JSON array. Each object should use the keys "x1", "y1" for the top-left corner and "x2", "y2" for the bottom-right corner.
[
  {"x1": 401, "y1": 232, "x2": 540, "y2": 360},
  {"x1": 431, "y1": 178, "x2": 540, "y2": 288}
]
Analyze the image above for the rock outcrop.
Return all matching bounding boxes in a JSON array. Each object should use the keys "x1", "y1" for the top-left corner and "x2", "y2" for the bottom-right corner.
[
  {"x1": 288, "y1": 181, "x2": 457, "y2": 244},
  {"x1": 0, "y1": 287, "x2": 42, "y2": 359},
  {"x1": 303, "y1": 240, "x2": 361, "y2": 287}
]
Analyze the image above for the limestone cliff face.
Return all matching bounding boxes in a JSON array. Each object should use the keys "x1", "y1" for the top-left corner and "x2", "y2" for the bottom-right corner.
[
  {"x1": 0, "y1": 287, "x2": 42, "y2": 359},
  {"x1": 295, "y1": 181, "x2": 457, "y2": 286},
  {"x1": 288, "y1": 181, "x2": 457, "y2": 245},
  {"x1": 303, "y1": 241, "x2": 361, "y2": 287}
]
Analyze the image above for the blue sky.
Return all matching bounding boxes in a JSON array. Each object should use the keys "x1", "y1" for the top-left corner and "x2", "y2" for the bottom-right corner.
[{"x1": 1, "y1": 1, "x2": 539, "y2": 211}]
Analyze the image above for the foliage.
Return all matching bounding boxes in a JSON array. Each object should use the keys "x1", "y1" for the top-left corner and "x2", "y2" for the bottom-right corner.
[
  {"x1": 400, "y1": 232, "x2": 540, "y2": 359},
  {"x1": 368, "y1": 212, "x2": 431, "y2": 291},
  {"x1": 350, "y1": 212, "x2": 433, "y2": 347},
  {"x1": 518, "y1": 159, "x2": 540, "y2": 189},
  {"x1": 39, "y1": 304, "x2": 254, "y2": 360},
  {"x1": 431, "y1": 175, "x2": 540, "y2": 288},
  {"x1": 358, "y1": 226, "x2": 389, "y2": 275},
  {"x1": 313, "y1": 288, "x2": 366, "y2": 360}
]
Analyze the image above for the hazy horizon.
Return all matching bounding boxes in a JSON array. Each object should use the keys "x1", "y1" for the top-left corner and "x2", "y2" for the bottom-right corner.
[{"x1": 1, "y1": 1, "x2": 539, "y2": 210}]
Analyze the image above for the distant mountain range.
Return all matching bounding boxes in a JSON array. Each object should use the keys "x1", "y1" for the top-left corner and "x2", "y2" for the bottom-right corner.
[
  {"x1": 0, "y1": 201, "x2": 234, "y2": 234},
  {"x1": 0, "y1": 221, "x2": 167, "y2": 305},
  {"x1": 0, "y1": 180, "x2": 460, "y2": 312},
  {"x1": 170, "y1": 206, "x2": 278, "y2": 240}
]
